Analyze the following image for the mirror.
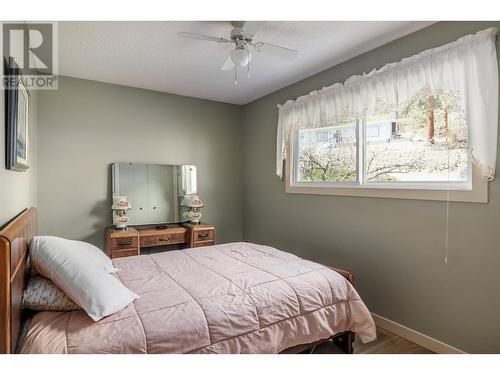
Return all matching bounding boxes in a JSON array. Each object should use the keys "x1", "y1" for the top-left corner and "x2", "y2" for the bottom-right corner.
[{"x1": 112, "y1": 162, "x2": 197, "y2": 225}]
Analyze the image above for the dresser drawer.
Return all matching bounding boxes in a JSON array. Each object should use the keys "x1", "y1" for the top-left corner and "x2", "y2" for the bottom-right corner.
[
  {"x1": 110, "y1": 236, "x2": 138, "y2": 251},
  {"x1": 140, "y1": 232, "x2": 187, "y2": 247},
  {"x1": 110, "y1": 248, "x2": 139, "y2": 259},
  {"x1": 192, "y1": 229, "x2": 214, "y2": 243}
]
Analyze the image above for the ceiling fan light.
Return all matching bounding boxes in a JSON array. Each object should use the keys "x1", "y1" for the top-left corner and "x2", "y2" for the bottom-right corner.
[{"x1": 230, "y1": 48, "x2": 250, "y2": 67}]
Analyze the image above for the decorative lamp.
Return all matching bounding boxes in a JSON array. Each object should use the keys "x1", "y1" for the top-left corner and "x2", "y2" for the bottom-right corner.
[
  {"x1": 181, "y1": 195, "x2": 204, "y2": 224},
  {"x1": 111, "y1": 196, "x2": 131, "y2": 229}
]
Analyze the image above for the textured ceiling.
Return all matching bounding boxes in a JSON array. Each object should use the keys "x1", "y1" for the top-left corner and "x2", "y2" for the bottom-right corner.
[{"x1": 58, "y1": 21, "x2": 435, "y2": 105}]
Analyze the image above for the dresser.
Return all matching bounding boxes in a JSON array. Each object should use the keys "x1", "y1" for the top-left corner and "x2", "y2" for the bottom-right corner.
[{"x1": 105, "y1": 223, "x2": 216, "y2": 259}]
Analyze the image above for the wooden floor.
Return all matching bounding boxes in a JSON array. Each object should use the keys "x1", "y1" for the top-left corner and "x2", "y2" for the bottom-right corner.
[{"x1": 313, "y1": 328, "x2": 434, "y2": 354}]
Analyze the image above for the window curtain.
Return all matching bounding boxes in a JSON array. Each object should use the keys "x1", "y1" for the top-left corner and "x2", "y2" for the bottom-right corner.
[{"x1": 276, "y1": 28, "x2": 498, "y2": 180}]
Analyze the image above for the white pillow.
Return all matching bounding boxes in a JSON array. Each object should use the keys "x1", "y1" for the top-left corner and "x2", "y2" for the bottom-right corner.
[
  {"x1": 30, "y1": 236, "x2": 139, "y2": 321},
  {"x1": 31, "y1": 236, "x2": 118, "y2": 273}
]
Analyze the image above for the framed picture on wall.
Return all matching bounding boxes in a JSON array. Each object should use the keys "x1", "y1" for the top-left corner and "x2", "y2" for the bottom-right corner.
[{"x1": 5, "y1": 56, "x2": 30, "y2": 171}]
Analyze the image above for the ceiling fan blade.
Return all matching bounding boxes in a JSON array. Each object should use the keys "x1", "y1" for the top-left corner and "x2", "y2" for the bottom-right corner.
[
  {"x1": 220, "y1": 55, "x2": 235, "y2": 71},
  {"x1": 252, "y1": 42, "x2": 298, "y2": 60},
  {"x1": 178, "y1": 32, "x2": 232, "y2": 43},
  {"x1": 241, "y1": 21, "x2": 266, "y2": 36}
]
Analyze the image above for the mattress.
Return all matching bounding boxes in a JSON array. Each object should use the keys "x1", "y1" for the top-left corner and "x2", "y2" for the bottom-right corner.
[{"x1": 21, "y1": 242, "x2": 376, "y2": 353}]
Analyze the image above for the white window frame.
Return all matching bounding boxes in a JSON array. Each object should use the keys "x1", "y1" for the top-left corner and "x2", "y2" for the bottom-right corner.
[{"x1": 287, "y1": 118, "x2": 487, "y2": 203}]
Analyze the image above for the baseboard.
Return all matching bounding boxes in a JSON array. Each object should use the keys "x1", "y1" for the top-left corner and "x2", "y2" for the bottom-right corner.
[{"x1": 371, "y1": 313, "x2": 466, "y2": 354}]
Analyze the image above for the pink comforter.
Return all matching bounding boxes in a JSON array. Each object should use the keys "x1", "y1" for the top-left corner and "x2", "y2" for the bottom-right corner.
[{"x1": 21, "y1": 242, "x2": 376, "y2": 354}]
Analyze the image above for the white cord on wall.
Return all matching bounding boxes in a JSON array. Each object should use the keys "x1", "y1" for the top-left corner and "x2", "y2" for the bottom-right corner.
[
  {"x1": 444, "y1": 189, "x2": 450, "y2": 264},
  {"x1": 444, "y1": 130, "x2": 451, "y2": 265}
]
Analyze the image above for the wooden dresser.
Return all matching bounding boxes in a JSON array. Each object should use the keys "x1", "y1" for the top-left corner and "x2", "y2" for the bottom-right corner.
[{"x1": 105, "y1": 223, "x2": 216, "y2": 259}]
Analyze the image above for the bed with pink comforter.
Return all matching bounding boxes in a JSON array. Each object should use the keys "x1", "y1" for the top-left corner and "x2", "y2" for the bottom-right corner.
[{"x1": 21, "y1": 242, "x2": 376, "y2": 354}]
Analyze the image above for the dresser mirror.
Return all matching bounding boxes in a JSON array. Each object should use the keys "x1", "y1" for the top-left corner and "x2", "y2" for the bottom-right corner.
[{"x1": 111, "y1": 162, "x2": 197, "y2": 225}]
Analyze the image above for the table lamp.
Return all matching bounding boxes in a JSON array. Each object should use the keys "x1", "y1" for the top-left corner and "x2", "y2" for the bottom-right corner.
[{"x1": 111, "y1": 196, "x2": 131, "y2": 229}]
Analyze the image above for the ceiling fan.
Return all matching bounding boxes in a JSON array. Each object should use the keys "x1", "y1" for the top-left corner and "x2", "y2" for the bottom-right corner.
[{"x1": 178, "y1": 21, "x2": 299, "y2": 84}]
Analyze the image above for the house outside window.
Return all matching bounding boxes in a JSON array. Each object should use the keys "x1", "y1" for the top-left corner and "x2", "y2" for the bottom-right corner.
[{"x1": 293, "y1": 86, "x2": 470, "y2": 189}]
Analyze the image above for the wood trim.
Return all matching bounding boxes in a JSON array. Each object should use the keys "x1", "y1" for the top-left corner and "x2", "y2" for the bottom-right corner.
[
  {"x1": 0, "y1": 207, "x2": 37, "y2": 354},
  {"x1": 329, "y1": 267, "x2": 355, "y2": 287},
  {"x1": 0, "y1": 237, "x2": 11, "y2": 354},
  {"x1": 371, "y1": 313, "x2": 465, "y2": 354}
]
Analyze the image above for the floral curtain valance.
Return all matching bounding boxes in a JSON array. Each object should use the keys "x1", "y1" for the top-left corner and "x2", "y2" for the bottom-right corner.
[{"x1": 276, "y1": 28, "x2": 498, "y2": 180}]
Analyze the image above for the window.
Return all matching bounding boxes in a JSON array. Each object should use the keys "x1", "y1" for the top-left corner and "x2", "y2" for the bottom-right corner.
[
  {"x1": 297, "y1": 123, "x2": 357, "y2": 183},
  {"x1": 277, "y1": 28, "x2": 497, "y2": 203},
  {"x1": 365, "y1": 91, "x2": 469, "y2": 185},
  {"x1": 292, "y1": 87, "x2": 473, "y2": 192}
]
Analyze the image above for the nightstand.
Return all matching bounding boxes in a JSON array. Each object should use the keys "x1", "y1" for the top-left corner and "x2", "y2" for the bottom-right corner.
[
  {"x1": 184, "y1": 223, "x2": 216, "y2": 248},
  {"x1": 105, "y1": 227, "x2": 139, "y2": 259}
]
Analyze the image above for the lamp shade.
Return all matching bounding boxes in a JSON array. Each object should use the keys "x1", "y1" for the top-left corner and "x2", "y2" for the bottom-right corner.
[
  {"x1": 187, "y1": 197, "x2": 204, "y2": 208},
  {"x1": 181, "y1": 195, "x2": 204, "y2": 208},
  {"x1": 230, "y1": 48, "x2": 251, "y2": 67},
  {"x1": 111, "y1": 196, "x2": 131, "y2": 210}
]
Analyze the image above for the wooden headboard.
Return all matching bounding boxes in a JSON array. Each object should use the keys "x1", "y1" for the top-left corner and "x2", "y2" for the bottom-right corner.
[{"x1": 0, "y1": 207, "x2": 37, "y2": 354}]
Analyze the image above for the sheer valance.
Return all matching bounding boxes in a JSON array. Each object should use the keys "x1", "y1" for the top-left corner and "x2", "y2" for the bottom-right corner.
[{"x1": 276, "y1": 28, "x2": 498, "y2": 180}]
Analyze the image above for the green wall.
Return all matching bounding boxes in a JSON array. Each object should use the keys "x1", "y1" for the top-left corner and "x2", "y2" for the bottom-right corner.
[
  {"x1": 241, "y1": 21, "x2": 500, "y2": 353},
  {"x1": 0, "y1": 43, "x2": 38, "y2": 227},
  {"x1": 37, "y1": 77, "x2": 244, "y2": 247}
]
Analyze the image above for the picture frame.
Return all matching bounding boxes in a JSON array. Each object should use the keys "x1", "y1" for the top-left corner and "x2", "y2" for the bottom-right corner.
[{"x1": 5, "y1": 56, "x2": 30, "y2": 171}]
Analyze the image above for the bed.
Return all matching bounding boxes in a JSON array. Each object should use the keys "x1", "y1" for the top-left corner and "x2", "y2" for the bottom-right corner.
[{"x1": 0, "y1": 208, "x2": 376, "y2": 354}]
